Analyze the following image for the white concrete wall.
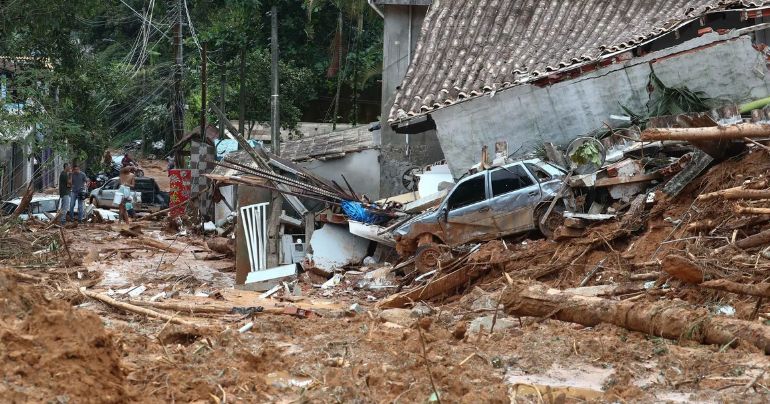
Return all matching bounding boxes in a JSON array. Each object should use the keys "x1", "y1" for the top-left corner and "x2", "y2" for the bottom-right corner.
[
  {"x1": 431, "y1": 33, "x2": 770, "y2": 177},
  {"x1": 299, "y1": 149, "x2": 381, "y2": 200}
]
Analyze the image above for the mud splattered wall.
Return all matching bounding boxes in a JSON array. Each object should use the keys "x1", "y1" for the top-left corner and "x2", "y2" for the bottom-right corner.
[{"x1": 430, "y1": 33, "x2": 770, "y2": 177}]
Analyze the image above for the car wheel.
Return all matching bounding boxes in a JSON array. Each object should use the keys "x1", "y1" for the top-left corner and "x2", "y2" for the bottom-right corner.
[
  {"x1": 536, "y1": 203, "x2": 565, "y2": 239},
  {"x1": 414, "y1": 243, "x2": 453, "y2": 274}
]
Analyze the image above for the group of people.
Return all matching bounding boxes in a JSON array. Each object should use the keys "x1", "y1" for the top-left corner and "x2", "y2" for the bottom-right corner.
[
  {"x1": 57, "y1": 163, "x2": 88, "y2": 225},
  {"x1": 58, "y1": 158, "x2": 137, "y2": 225}
]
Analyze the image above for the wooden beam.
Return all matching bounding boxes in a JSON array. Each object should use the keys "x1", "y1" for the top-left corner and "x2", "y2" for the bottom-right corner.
[{"x1": 642, "y1": 123, "x2": 770, "y2": 141}]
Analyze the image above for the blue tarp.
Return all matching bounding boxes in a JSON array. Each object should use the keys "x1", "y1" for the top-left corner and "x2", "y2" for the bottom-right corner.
[
  {"x1": 341, "y1": 200, "x2": 387, "y2": 225},
  {"x1": 215, "y1": 139, "x2": 261, "y2": 160}
]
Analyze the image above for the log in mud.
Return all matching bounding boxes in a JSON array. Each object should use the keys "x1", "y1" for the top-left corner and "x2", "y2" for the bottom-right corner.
[{"x1": 501, "y1": 280, "x2": 770, "y2": 354}]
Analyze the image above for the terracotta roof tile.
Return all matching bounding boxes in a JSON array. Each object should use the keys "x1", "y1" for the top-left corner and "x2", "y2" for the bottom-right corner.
[{"x1": 388, "y1": 0, "x2": 770, "y2": 122}]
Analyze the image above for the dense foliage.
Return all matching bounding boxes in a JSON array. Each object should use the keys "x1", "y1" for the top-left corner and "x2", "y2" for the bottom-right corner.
[{"x1": 0, "y1": 0, "x2": 383, "y2": 161}]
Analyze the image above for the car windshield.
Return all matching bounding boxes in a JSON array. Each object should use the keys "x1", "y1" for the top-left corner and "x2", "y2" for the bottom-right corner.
[
  {"x1": 134, "y1": 179, "x2": 158, "y2": 192},
  {"x1": 31, "y1": 199, "x2": 58, "y2": 214},
  {"x1": 1, "y1": 202, "x2": 18, "y2": 215}
]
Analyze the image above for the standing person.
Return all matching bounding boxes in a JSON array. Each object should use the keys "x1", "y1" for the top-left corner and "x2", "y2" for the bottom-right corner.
[
  {"x1": 118, "y1": 166, "x2": 136, "y2": 223},
  {"x1": 103, "y1": 150, "x2": 113, "y2": 171},
  {"x1": 58, "y1": 163, "x2": 71, "y2": 225},
  {"x1": 68, "y1": 164, "x2": 88, "y2": 224}
]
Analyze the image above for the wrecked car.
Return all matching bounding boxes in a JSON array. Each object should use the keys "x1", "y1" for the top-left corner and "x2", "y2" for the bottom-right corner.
[{"x1": 394, "y1": 159, "x2": 568, "y2": 273}]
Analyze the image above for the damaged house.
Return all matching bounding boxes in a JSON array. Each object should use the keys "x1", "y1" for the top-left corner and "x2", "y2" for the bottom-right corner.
[
  {"x1": 386, "y1": 0, "x2": 770, "y2": 177},
  {"x1": 0, "y1": 57, "x2": 62, "y2": 198}
]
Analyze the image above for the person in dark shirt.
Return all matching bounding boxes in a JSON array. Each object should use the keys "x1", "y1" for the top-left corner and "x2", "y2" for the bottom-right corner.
[
  {"x1": 68, "y1": 164, "x2": 88, "y2": 224},
  {"x1": 58, "y1": 163, "x2": 71, "y2": 225},
  {"x1": 122, "y1": 153, "x2": 136, "y2": 168}
]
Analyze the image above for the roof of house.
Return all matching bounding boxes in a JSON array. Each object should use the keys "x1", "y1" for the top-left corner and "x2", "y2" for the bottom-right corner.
[
  {"x1": 388, "y1": 0, "x2": 770, "y2": 123},
  {"x1": 279, "y1": 125, "x2": 377, "y2": 162},
  {"x1": 210, "y1": 125, "x2": 378, "y2": 177}
]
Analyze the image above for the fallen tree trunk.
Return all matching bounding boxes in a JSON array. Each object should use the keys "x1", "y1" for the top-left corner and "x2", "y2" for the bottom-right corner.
[
  {"x1": 641, "y1": 123, "x2": 770, "y2": 142},
  {"x1": 378, "y1": 265, "x2": 488, "y2": 309},
  {"x1": 81, "y1": 289, "x2": 199, "y2": 327},
  {"x1": 10, "y1": 182, "x2": 34, "y2": 219},
  {"x1": 722, "y1": 228, "x2": 770, "y2": 252},
  {"x1": 127, "y1": 236, "x2": 182, "y2": 253},
  {"x1": 501, "y1": 280, "x2": 770, "y2": 354},
  {"x1": 734, "y1": 206, "x2": 770, "y2": 215},
  {"x1": 700, "y1": 279, "x2": 770, "y2": 298},
  {"x1": 686, "y1": 219, "x2": 718, "y2": 232}
]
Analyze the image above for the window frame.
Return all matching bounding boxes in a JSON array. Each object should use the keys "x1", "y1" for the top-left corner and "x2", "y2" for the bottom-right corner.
[
  {"x1": 445, "y1": 173, "x2": 489, "y2": 211},
  {"x1": 489, "y1": 163, "x2": 536, "y2": 197}
]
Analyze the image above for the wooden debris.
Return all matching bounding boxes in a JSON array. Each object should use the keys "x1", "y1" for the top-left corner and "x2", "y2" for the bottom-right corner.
[
  {"x1": 662, "y1": 150, "x2": 713, "y2": 198},
  {"x1": 661, "y1": 255, "x2": 704, "y2": 284},
  {"x1": 564, "y1": 217, "x2": 587, "y2": 229},
  {"x1": 687, "y1": 219, "x2": 718, "y2": 233},
  {"x1": 379, "y1": 265, "x2": 487, "y2": 309},
  {"x1": 700, "y1": 279, "x2": 770, "y2": 298},
  {"x1": 553, "y1": 226, "x2": 585, "y2": 241},
  {"x1": 641, "y1": 123, "x2": 770, "y2": 141},
  {"x1": 80, "y1": 289, "x2": 200, "y2": 327},
  {"x1": 593, "y1": 173, "x2": 661, "y2": 188},
  {"x1": 501, "y1": 280, "x2": 770, "y2": 353},
  {"x1": 727, "y1": 228, "x2": 770, "y2": 251},
  {"x1": 206, "y1": 237, "x2": 235, "y2": 256},
  {"x1": 629, "y1": 272, "x2": 661, "y2": 281},
  {"x1": 10, "y1": 182, "x2": 34, "y2": 220},
  {"x1": 734, "y1": 206, "x2": 770, "y2": 215},
  {"x1": 127, "y1": 236, "x2": 182, "y2": 253},
  {"x1": 620, "y1": 194, "x2": 647, "y2": 230}
]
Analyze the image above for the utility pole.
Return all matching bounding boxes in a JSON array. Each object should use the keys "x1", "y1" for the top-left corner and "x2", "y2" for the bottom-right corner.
[
  {"x1": 332, "y1": 11, "x2": 343, "y2": 131},
  {"x1": 172, "y1": 0, "x2": 184, "y2": 166},
  {"x1": 267, "y1": 5, "x2": 284, "y2": 267},
  {"x1": 219, "y1": 68, "x2": 225, "y2": 140},
  {"x1": 239, "y1": 48, "x2": 246, "y2": 138},
  {"x1": 200, "y1": 42, "x2": 207, "y2": 143},
  {"x1": 270, "y1": 5, "x2": 280, "y2": 156}
]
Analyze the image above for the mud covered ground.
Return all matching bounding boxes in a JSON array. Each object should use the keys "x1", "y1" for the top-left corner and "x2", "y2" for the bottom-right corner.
[{"x1": 1, "y1": 151, "x2": 770, "y2": 402}]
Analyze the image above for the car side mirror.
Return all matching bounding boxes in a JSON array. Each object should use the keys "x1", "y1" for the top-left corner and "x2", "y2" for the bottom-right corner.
[{"x1": 440, "y1": 207, "x2": 448, "y2": 222}]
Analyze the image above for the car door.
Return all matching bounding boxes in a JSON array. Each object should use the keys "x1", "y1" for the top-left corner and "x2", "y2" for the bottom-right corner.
[
  {"x1": 488, "y1": 163, "x2": 541, "y2": 235},
  {"x1": 99, "y1": 179, "x2": 120, "y2": 208},
  {"x1": 440, "y1": 173, "x2": 495, "y2": 246}
]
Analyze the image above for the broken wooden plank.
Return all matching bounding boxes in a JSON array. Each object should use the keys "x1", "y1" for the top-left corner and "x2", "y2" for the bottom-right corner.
[
  {"x1": 628, "y1": 272, "x2": 661, "y2": 281},
  {"x1": 662, "y1": 150, "x2": 713, "y2": 198},
  {"x1": 564, "y1": 217, "x2": 587, "y2": 229},
  {"x1": 734, "y1": 206, "x2": 770, "y2": 215},
  {"x1": 686, "y1": 219, "x2": 718, "y2": 233},
  {"x1": 641, "y1": 123, "x2": 770, "y2": 141},
  {"x1": 127, "y1": 236, "x2": 183, "y2": 253},
  {"x1": 563, "y1": 212, "x2": 616, "y2": 221},
  {"x1": 81, "y1": 288, "x2": 200, "y2": 327},
  {"x1": 403, "y1": 189, "x2": 448, "y2": 213},
  {"x1": 501, "y1": 280, "x2": 770, "y2": 353},
  {"x1": 553, "y1": 225, "x2": 585, "y2": 241},
  {"x1": 700, "y1": 279, "x2": 770, "y2": 298},
  {"x1": 378, "y1": 265, "x2": 487, "y2": 309},
  {"x1": 593, "y1": 173, "x2": 661, "y2": 188},
  {"x1": 661, "y1": 254, "x2": 704, "y2": 284},
  {"x1": 711, "y1": 189, "x2": 770, "y2": 200}
]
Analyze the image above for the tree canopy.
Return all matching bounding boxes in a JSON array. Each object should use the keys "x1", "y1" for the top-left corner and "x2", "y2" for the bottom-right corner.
[{"x1": 0, "y1": 0, "x2": 383, "y2": 161}]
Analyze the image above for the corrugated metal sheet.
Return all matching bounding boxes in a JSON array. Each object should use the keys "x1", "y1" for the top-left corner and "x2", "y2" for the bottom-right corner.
[
  {"x1": 280, "y1": 125, "x2": 376, "y2": 162},
  {"x1": 388, "y1": 0, "x2": 770, "y2": 122}
]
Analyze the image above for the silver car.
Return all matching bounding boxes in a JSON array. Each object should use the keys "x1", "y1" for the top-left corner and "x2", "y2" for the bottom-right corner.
[
  {"x1": 89, "y1": 178, "x2": 142, "y2": 209},
  {"x1": 393, "y1": 158, "x2": 567, "y2": 273}
]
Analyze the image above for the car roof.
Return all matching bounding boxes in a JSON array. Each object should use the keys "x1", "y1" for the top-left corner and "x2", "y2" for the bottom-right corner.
[
  {"x1": 460, "y1": 158, "x2": 547, "y2": 182},
  {"x1": 3, "y1": 194, "x2": 60, "y2": 204}
]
